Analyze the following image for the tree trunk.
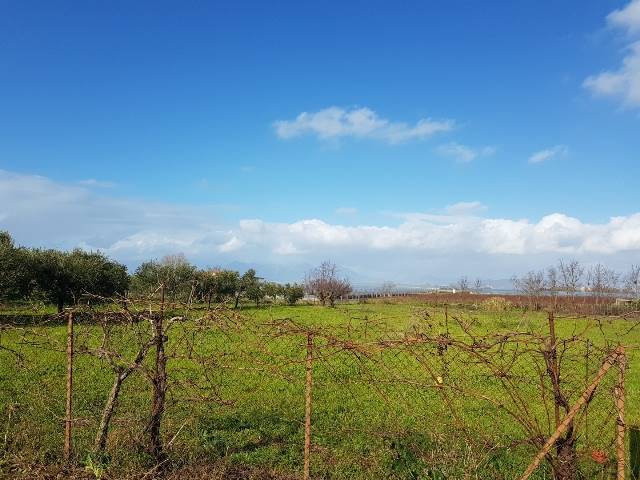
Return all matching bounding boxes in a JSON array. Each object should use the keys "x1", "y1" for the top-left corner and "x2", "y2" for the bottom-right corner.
[
  {"x1": 554, "y1": 432, "x2": 577, "y2": 480},
  {"x1": 148, "y1": 315, "x2": 167, "y2": 463},
  {"x1": 95, "y1": 339, "x2": 153, "y2": 453},
  {"x1": 94, "y1": 372, "x2": 126, "y2": 453},
  {"x1": 234, "y1": 293, "x2": 240, "y2": 309},
  {"x1": 57, "y1": 295, "x2": 64, "y2": 313},
  {"x1": 147, "y1": 285, "x2": 167, "y2": 464}
]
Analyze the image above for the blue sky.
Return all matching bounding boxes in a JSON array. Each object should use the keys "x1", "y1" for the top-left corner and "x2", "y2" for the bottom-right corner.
[{"x1": 2, "y1": 1, "x2": 640, "y2": 283}]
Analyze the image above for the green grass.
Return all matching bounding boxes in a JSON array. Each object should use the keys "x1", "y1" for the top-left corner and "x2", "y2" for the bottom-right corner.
[{"x1": 1, "y1": 300, "x2": 638, "y2": 479}]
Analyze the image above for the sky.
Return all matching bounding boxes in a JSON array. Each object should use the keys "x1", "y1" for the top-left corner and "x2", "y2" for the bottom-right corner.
[{"x1": 1, "y1": 0, "x2": 640, "y2": 284}]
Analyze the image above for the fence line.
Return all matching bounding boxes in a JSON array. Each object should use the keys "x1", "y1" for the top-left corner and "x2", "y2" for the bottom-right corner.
[{"x1": 0, "y1": 299, "x2": 637, "y2": 479}]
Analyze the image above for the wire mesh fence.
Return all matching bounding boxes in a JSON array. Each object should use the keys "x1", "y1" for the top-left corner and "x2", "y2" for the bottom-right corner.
[{"x1": 0, "y1": 299, "x2": 638, "y2": 479}]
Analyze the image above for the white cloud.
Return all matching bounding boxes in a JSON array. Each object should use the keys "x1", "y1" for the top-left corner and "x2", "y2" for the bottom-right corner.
[
  {"x1": 226, "y1": 213, "x2": 640, "y2": 257},
  {"x1": 273, "y1": 106, "x2": 454, "y2": 144},
  {"x1": 584, "y1": 1, "x2": 640, "y2": 108},
  {"x1": 218, "y1": 236, "x2": 245, "y2": 253},
  {"x1": 584, "y1": 41, "x2": 640, "y2": 108},
  {"x1": 607, "y1": 0, "x2": 640, "y2": 35},
  {"x1": 528, "y1": 145, "x2": 568, "y2": 164},
  {"x1": 2, "y1": 169, "x2": 640, "y2": 280},
  {"x1": 435, "y1": 142, "x2": 495, "y2": 163},
  {"x1": 0, "y1": 170, "x2": 229, "y2": 262}
]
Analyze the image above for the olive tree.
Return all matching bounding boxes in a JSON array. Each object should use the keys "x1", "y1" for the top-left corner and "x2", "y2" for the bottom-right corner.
[
  {"x1": 282, "y1": 283, "x2": 305, "y2": 305},
  {"x1": 131, "y1": 254, "x2": 197, "y2": 302},
  {"x1": 0, "y1": 231, "x2": 34, "y2": 302},
  {"x1": 32, "y1": 248, "x2": 129, "y2": 312},
  {"x1": 237, "y1": 269, "x2": 262, "y2": 307}
]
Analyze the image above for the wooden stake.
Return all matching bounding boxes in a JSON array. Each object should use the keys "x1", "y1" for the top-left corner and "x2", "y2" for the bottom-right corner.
[
  {"x1": 304, "y1": 332, "x2": 313, "y2": 480},
  {"x1": 518, "y1": 347, "x2": 623, "y2": 480},
  {"x1": 64, "y1": 311, "x2": 74, "y2": 463}
]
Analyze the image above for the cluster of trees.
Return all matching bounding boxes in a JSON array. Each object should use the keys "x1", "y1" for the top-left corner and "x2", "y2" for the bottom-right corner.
[
  {"x1": 510, "y1": 259, "x2": 640, "y2": 299},
  {"x1": 0, "y1": 232, "x2": 128, "y2": 312},
  {"x1": 0, "y1": 232, "x2": 311, "y2": 311},
  {"x1": 131, "y1": 254, "x2": 305, "y2": 307}
]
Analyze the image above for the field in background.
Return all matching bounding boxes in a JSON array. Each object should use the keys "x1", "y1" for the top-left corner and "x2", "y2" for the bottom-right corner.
[{"x1": 1, "y1": 298, "x2": 639, "y2": 479}]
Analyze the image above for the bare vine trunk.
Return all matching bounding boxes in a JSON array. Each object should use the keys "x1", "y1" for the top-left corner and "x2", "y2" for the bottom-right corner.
[
  {"x1": 94, "y1": 333, "x2": 153, "y2": 454},
  {"x1": 555, "y1": 432, "x2": 577, "y2": 480},
  {"x1": 148, "y1": 285, "x2": 167, "y2": 464},
  {"x1": 546, "y1": 312, "x2": 578, "y2": 480},
  {"x1": 94, "y1": 372, "x2": 126, "y2": 453}
]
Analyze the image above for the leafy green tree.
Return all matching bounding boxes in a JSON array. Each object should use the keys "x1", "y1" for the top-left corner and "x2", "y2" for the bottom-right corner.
[
  {"x1": 246, "y1": 281, "x2": 264, "y2": 307},
  {"x1": 283, "y1": 283, "x2": 305, "y2": 305},
  {"x1": 235, "y1": 268, "x2": 260, "y2": 308},
  {"x1": 197, "y1": 268, "x2": 220, "y2": 309},
  {"x1": 262, "y1": 282, "x2": 282, "y2": 303},
  {"x1": 0, "y1": 231, "x2": 35, "y2": 301},
  {"x1": 32, "y1": 248, "x2": 129, "y2": 312},
  {"x1": 131, "y1": 254, "x2": 197, "y2": 302},
  {"x1": 215, "y1": 270, "x2": 241, "y2": 303},
  {"x1": 197, "y1": 268, "x2": 241, "y2": 308}
]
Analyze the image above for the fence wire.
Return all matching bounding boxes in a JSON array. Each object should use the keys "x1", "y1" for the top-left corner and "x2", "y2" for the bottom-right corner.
[{"x1": 0, "y1": 301, "x2": 637, "y2": 479}]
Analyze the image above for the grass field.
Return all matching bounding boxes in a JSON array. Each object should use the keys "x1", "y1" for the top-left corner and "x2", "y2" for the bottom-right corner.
[{"x1": 1, "y1": 300, "x2": 638, "y2": 479}]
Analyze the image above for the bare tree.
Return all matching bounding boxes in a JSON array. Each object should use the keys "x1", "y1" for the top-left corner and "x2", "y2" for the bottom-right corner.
[
  {"x1": 586, "y1": 263, "x2": 619, "y2": 300},
  {"x1": 305, "y1": 261, "x2": 352, "y2": 306},
  {"x1": 558, "y1": 259, "x2": 584, "y2": 298},
  {"x1": 623, "y1": 264, "x2": 640, "y2": 299},
  {"x1": 379, "y1": 281, "x2": 396, "y2": 297},
  {"x1": 545, "y1": 266, "x2": 559, "y2": 309},
  {"x1": 455, "y1": 276, "x2": 469, "y2": 293},
  {"x1": 473, "y1": 278, "x2": 483, "y2": 292},
  {"x1": 512, "y1": 270, "x2": 545, "y2": 308}
]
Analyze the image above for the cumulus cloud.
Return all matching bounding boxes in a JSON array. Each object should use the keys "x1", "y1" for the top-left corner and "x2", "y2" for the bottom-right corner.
[
  {"x1": 226, "y1": 213, "x2": 640, "y2": 257},
  {"x1": 3, "y1": 170, "x2": 640, "y2": 280},
  {"x1": 435, "y1": 143, "x2": 496, "y2": 163},
  {"x1": 584, "y1": 1, "x2": 640, "y2": 108},
  {"x1": 607, "y1": 0, "x2": 640, "y2": 35},
  {"x1": 584, "y1": 42, "x2": 640, "y2": 108},
  {"x1": 528, "y1": 145, "x2": 568, "y2": 164},
  {"x1": 273, "y1": 107, "x2": 454, "y2": 144}
]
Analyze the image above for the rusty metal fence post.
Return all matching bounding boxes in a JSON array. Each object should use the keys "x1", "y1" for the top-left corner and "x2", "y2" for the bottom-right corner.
[{"x1": 304, "y1": 332, "x2": 314, "y2": 480}]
